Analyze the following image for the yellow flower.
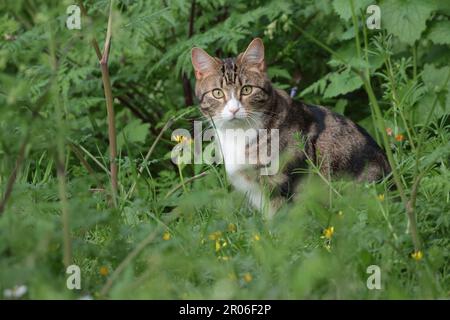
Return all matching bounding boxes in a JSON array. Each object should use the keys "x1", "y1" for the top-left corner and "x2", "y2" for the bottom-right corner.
[
  {"x1": 162, "y1": 231, "x2": 171, "y2": 241},
  {"x1": 99, "y1": 266, "x2": 109, "y2": 276},
  {"x1": 173, "y1": 135, "x2": 191, "y2": 144},
  {"x1": 323, "y1": 226, "x2": 334, "y2": 239},
  {"x1": 215, "y1": 240, "x2": 221, "y2": 252},
  {"x1": 378, "y1": 194, "x2": 385, "y2": 201},
  {"x1": 227, "y1": 223, "x2": 237, "y2": 232},
  {"x1": 215, "y1": 239, "x2": 227, "y2": 252},
  {"x1": 253, "y1": 234, "x2": 261, "y2": 241},
  {"x1": 411, "y1": 250, "x2": 423, "y2": 261},
  {"x1": 208, "y1": 231, "x2": 222, "y2": 241},
  {"x1": 243, "y1": 273, "x2": 253, "y2": 283}
]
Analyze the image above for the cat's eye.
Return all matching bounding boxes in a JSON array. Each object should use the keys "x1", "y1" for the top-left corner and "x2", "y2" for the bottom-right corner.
[
  {"x1": 241, "y1": 85, "x2": 253, "y2": 95},
  {"x1": 211, "y1": 89, "x2": 224, "y2": 99}
]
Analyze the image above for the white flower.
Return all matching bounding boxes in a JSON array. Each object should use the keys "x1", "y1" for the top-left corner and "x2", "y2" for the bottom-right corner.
[{"x1": 3, "y1": 285, "x2": 28, "y2": 299}]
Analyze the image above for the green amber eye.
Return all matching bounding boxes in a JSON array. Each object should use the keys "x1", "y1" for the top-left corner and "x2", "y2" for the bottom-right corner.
[
  {"x1": 241, "y1": 85, "x2": 253, "y2": 95},
  {"x1": 212, "y1": 89, "x2": 224, "y2": 99}
]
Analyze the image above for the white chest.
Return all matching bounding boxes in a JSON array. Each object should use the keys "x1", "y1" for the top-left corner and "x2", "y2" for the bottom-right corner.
[{"x1": 216, "y1": 128, "x2": 258, "y2": 175}]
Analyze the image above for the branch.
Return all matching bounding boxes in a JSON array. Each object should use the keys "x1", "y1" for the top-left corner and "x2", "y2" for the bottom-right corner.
[
  {"x1": 0, "y1": 134, "x2": 29, "y2": 215},
  {"x1": 80, "y1": 0, "x2": 118, "y2": 205},
  {"x1": 101, "y1": 2, "x2": 113, "y2": 65},
  {"x1": 68, "y1": 142, "x2": 104, "y2": 188},
  {"x1": 78, "y1": 1, "x2": 102, "y2": 60}
]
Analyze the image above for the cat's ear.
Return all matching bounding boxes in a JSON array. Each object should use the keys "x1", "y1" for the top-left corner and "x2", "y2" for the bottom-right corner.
[
  {"x1": 239, "y1": 38, "x2": 265, "y2": 72},
  {"x1": 191, "y1": 47, "x2": 220, "y2": 80}
]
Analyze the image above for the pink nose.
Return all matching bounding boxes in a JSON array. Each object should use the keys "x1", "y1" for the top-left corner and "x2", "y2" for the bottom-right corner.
[{"x1": 229, "y1": 106, "x2": 239, "y2": 115}]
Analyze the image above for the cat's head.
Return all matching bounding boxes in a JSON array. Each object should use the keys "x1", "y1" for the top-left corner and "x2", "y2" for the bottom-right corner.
[{"x1": 191, "y1": 38, "x2": 274, "y2": 129}]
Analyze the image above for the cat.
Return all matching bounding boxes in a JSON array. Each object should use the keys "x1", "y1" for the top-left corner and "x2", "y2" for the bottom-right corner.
[{"x1": 191, "y1": 38, "x2": 391, "y2": 217}]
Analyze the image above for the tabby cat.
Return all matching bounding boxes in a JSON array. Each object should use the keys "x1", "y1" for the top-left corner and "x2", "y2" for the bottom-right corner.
[{"x1": 191, "y1": 38, "x2": 390, "y2": 217}]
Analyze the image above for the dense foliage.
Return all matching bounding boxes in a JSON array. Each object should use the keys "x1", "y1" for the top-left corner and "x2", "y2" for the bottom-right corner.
[{"x1": 0, "y1": 0, "x2": 449, "y2": 299}]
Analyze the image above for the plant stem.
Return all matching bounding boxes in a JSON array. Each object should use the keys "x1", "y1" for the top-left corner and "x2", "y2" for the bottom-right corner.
[
  {"x1": 101, "y1": 61, "x2": 118, "y2": 205},
  {"x1": 80, "y1": 0, "x2": 118, "y2": 207},
  {"x1": 123, "y1": 108, "x2": 194, "y2": 203},
  {"x1": 101, "y1": 2, "x2": 118, "y2": 205},
  {"x1": 384, "y1": 57, "x2": 417, "y2": 152},
  {"x1": 181, "y1": 0, "x2": 196, "y2": 106},
  {"x1": 292, "y1": 16, "x2": 422, "y2": 251},
  {"x1": 361, "y1": 10, "x2": 381, "y2": 144},
  {"x1": 49, "y1": 28, "x2": 72, "y2": 267},
  {"x1": 363, "y1": 79, "x2": 421, "y2": 250},
  {"x1": 164, "y1": 171, "x2": 209, "y2": 199},
  {"x1": 0, "y1": 133, "x2": 29, "y2": 215},
  {"x1": 178, "y1": 159, "x2": 187, "y2": 193},
  {"x1": 350, "y1": 1, "x2": 361, "y2": 62}
]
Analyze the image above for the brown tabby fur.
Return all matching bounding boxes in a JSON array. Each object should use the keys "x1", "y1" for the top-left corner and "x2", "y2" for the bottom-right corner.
[{"x1": 191, "y1": 38, "x2": 390, "y2": 215}]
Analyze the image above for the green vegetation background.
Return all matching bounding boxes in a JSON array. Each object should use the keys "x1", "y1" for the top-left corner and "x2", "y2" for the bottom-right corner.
[{"x1": 0, "y1": 0, "x2": 449, "y2": 299}]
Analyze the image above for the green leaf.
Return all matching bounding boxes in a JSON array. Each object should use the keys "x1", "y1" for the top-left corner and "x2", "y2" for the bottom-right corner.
[
  {"x1": 299, "y1": 74, "x2": 330, "y2": 97},
  {"x1": 422, "y1": 64, "x2": 450, "y2": 91},
  {"x1": 415, "y1": 64, "x2": 450, "y2": 124},
  {"x1": 381, "y1": 0, "x2": 437, "y2": 45},
  {"x1": 427, "y1": 20, "x2": 450, "y2": 45},
  {"x1": 420, "y1": 141, "x2": 450, "y2": 170},
  {"x1": 329, "y1": 42, "x2": 384, "y2": 71},
  {"x1": 267, "y1": 67, "x2": 291, "y2": 80},
  {"x1": 333, "y1": 99, "x2": 348, "y2": 115},
  {"x1": 117, "y1": 119, "x2": 151, "y2": 150},
  {"x1": 324, "y1": 69, "x2": 363, "y2": 98},
  {"x1": 332, "y1": 0, "x2": 373, "y2": 21}
]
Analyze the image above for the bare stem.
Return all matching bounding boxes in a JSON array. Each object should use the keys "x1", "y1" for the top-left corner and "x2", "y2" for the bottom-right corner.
[
  {"x1": 164, "y1": 171, "x2": 209, "y2": 199},
  {"x1": 81, "y1": 0, "x2": 118, "y2": 205},
  {"x1": 100, "y1": 61, "x2": 118, "y2": 205},
  {"x1": 0, "y1": 134, "x2": 29, "y2": 215},
  {"x1": 68, "y1": 143, "x2": 104, "y2": 188},
  {"x1": 49, "y1": 28, "x2": 72, "y2": 267}
]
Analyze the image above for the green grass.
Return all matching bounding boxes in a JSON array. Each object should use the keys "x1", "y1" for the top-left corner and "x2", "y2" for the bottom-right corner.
[{"x1": 1, "y1": 121, "x2": 448, "y2": 299}]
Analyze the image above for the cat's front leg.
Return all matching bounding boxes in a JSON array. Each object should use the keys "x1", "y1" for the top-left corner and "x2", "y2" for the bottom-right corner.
[{"x1": 229, "y1": 170, "x2": 285, "y2": 219}]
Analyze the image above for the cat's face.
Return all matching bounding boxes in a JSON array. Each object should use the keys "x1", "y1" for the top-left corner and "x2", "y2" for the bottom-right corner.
[{"x1": 191, "y1": 38, "x2": 273, "y2": 129}]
